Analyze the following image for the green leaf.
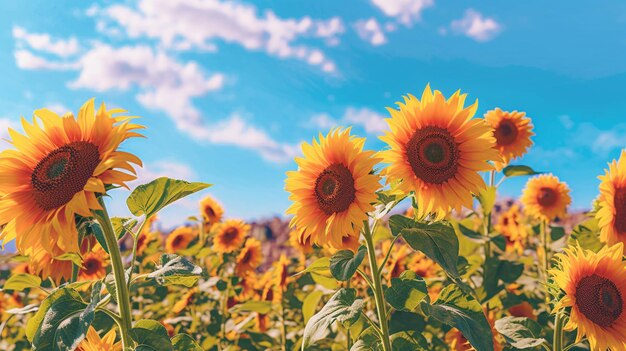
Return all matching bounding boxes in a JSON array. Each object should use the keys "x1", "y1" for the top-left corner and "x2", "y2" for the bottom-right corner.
[
  {"x1": 229, "y1": 301, "x2": 272, "y2": 314},
  {"x1": 148, "y1": 254, "x2": 203, "y2": 287},
  {"x1": 477, "y1": 186, "x2": 497, "y2": 214},
  {"x1": 569, "y1": 218, "x2": 603, "y2": 252},
  {"x1": 420, "y1": 284, "x2": 494, "y2": 351},
  {"x1": 456, "y1": 223, "x2": 488, "y2": 242},
  {"x1": 330, "y1": 246, "x2": 366, "y2": 281},
  {"x1": 390, "y1": 331, "x2": 429, "y2": 350},
  {"x1": 2, "y1": 273, "x2": 41, "y2": 291},
  {"x1": 490, "y1": 235, "x2": 506, "y2": 252},
  {"x1": 302, "y1": 288, "x2": 364, "y2": 349},
  {"x1": 502, "y1": 165, "x2": 541, "y2": 178},
  {"x1": 55, "y1": 281, "x2": 103, "y2": 350},
  {"x1": 127, "y1": 177, "x2": 211, "y2": 218},
  {"x1": 131, "y1": 319, "x2": 173, "y2": 351},
  {"x1": 53, "y1": 252, "x2": 84, "y2": 267},
  {"x1": 104, "y1": 269, "x2": 132, "y2": 304},
  {"x1": 5, "y1": 304, "x2": 39, "y2": 315},
  {"x1": 302, "y1": 290, "x2": 324, "y2": 324},
  {"x1": 550, "y1": 226, "x2": 566, "y2": 241},
  {"x1": 171, "y1": 334, "x2": 202, "y2": 351},
  {"x1": 494, "y1": 317, "x2": 546, "y2": 349},
  {"x1": 390, "y1": 215, "x2": 460, "y2": 278},
  {"x1": 26, "y1": 286, "x2": 88, "y2": 350},
  {"x1": 385, "y1": 271, "x2": 428, "y2": 312},
  {"x1": 112, "y1": 217, "x2": 138, "y2": 239},
  {"x1": 350, "y1": 328, "x2": 382, "y2": 351}
]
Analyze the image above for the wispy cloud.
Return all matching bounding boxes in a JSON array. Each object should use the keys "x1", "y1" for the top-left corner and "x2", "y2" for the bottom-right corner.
[
  {"x1": 370, "y1": 0, "x2": 433, "y2": 26},
  {"x1": 89, "y1": 0, "x2": 343, "y2": 73},
  {"x1": 354, "y1": 18, "x2": 387, "y2": 46},
  {"x1": 450, "y1": 9, "x2": 501, "y2": 42},
  {"x1": 13, "y1": 26, "x2": 80, "y2": 57},
  {"x1": 310, "y1": 107, "x2": 388, "y2": 134}
]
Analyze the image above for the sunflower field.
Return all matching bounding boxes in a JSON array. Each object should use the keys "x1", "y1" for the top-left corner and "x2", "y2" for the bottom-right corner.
[{"x1": 0, "y1": 86, "x2": 624, "y2": 351}]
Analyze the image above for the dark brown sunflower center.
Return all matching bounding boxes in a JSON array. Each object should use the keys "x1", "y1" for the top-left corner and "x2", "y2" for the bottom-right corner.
[
  {"x1": 223, "y1": 228, "x2": 239, "y2": 243},
  {"x1": 172, "y1": 235, "x2": 183, "y2": 248},
  {"x1": 31, "y1": 141, "x2": 100, "y2": 211},
  {"x1": 614, "y1": 187, "x2": 626, "y2": 233},
  {"x1": 537, "y1": 187, "x2": 558, "y2": 207},
  {"x1": 575, "y1": 274, "x2": 623, "y2": 327},
  {"x1": 314, "y1": 163, "x2": 356, "y2": 215},
  {"x1": 84, "y1": 258, "x2": 102, "y2": 275},
  {"x1": 241, "y1": 249, "x2": 252, "y2": 264},
  {"x1": 406, "y1": 126, "x2": 459, "y2": 184},
  {"x1": 205, "y1": 207, "x2": 215, "y2": 218},
  {"x1": 494, "y1": 119, "x2": 519, "y2": 146}
]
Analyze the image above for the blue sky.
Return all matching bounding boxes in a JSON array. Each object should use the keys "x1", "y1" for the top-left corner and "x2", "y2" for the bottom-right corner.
[{"x1": 1, "y1": 0, "x2": 626, "y2": 228}]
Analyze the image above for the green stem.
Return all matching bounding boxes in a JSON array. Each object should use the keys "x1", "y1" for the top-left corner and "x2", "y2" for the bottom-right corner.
[
  {"x1": 280, "y1": 286, "x2": 287, "y2": 351},
  {"x1": 562, "y1": 339, "x2": 587, "y2": 351},
  {"x1": 126, "y1": 219, "x2": 147, "y2": 290},
  {"x1": 541, "y1": 220, "x2": 551, "y2": 305},
  {"x1": 347, "y1": 279, "x2": 352, "y2": 350},
  {"x1": 93, "y1": 197, "x2": 134, "y2": 349},
  {"x1": 378, "y1": 234, "x2": 400, "y2": 275},
  {"x1": 363, "y1": 221, "x2": 392, "y2": 351},
  {"x1": 553, "y1": 311, "x2": 564, "y2": 351}
]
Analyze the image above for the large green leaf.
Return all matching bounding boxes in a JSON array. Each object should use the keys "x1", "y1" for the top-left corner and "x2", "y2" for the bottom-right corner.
[
  {"x1": 171, "y1": 334, "x2": 202, "y2": 351},
  {"x1": 26, "y1": 288, "x2": 87, "y2": 351},
  {"x1": 302, "y1": 288, "x2": 364, "y2": 350},
  {"x1": 389, "y1": 215, "x2": 460, "y2": 278},
  {"x1": 131, "y1": 319, "x2": 173, "y2": 351},
  {"x1": 55, "y1": 281, "x2": 103, "y2": 350},
  {"x1": 112, "y1": 217, "x2": 138, "y2": 239},
  {"x1": 148, "y1": 254, "x2": 203, "y2": 287},
  {"x1": 494, "y1": 317, "x2": 546, "y2": 349},
  {"x1": 2, "y1": 273, "x2": 41, "y2": 291},
  {"x1": 302, "y1": 290, "x2": 324, "y2": 324},
  {"x1": 330, "y1": 246, "x2": 366, "y2": 281},
  {"x1": 420, "y1": 284, "x2": 494, "y2": 351},
  {"x1": 127, "y1": 177, "x2": 211, "y2": 218},
  {"x1": 482, "y1": 257, "x2": 524, "y2": 302},
  {"x1": 390, "y1": 331, "x2": 429, "y2": 350},
  {"x1": 502, "y1": 165, "x2": 541, "y2": 178},
  {"x1": 385, "y1": 271, "x2": 428, "y2": 312}
]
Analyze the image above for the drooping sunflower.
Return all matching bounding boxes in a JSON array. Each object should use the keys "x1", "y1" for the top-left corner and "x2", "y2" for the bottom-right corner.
[
  {"x1": 286, "y1": 128, "x2": 381, "y2": 248},
  {"x1": 236, "y1": 237, "x2": 263, "y2": 274},
  {"x1": 550, "y1": 243, "x2": 626, "y2": 351},
  {"x1": 520, "y1": 174, "x2": 571, "y2": 222},
  {"x1": 77, "y1": 326, "x2": 122, "y2": 351},
  {"x1": 199, "y1": 195, "x2": 224, "y2": 227},
  {"x1": 379, "y1": 85, "x2": 501, "y2": 219},
  {"x1": 27, "y1": 247, "x2": 73, "y2": 284},
  {"x1": 484, "y1": 108, "x2": 534, "y2": 170},
  {"x1": 597, "y1": 150, "x2": 626, "y2": 247},
  {"x1": 165, "y1": 226, "x2": 197, "y2": 254},
  {"x1": 213, "y1": 219, "x2": 249, "y2": 253},
  {"x1": 79, "y1": 244, "x2": 109, "y2": 281},
  {"x1": 0, "y1": 100, "x2": 142, "y2": 257}
]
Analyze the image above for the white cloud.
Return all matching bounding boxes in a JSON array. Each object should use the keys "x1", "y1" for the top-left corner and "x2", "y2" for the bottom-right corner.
[
  {"x1": 14, "y1": 49, "x2": 77, "y2": 70},
  {"x1": 354, "y1": 18, "x2": 387, "y2": 46},
  {"x1": 371, "y1": 0, "x2": 433, "y2": 25},
  {"x1": 92, "y1": 0, "x2": 343, "y2": 72},
  {"x1": 451, "y1": 9, "x2": 501, "y2": 42},
  {"x1": 46, "y1": 103, "x2": 70, "y2": 115},
  {"x1": 558, "y1": 115, "x2": 574, "y2": 130},
  {"x1": 0, "y1": 118, "x2": 17, "y2": 150},
  {"x1": 592, "y1": 129, "x2": 626, "y2": 155},
  {"x1": 12, "y1": 26, "x2": 80, "y2": 57},
  {"x1": 310, "y1": 107, "x2": 388, "y2": 134},
  {"x1": 131, "y1": 160, "x2": 197, "y2": 188}
]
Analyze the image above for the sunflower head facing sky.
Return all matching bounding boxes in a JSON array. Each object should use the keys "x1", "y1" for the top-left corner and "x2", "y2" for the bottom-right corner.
[
  {"x1": 285, "y1": 128, "x2": 381, "y2": 249},
  {"x1": 520, "y1": 174, "x2": 571, "y2": 222},
  {"x1": 213, "y1": 219, "x2": 249, "y2": 253},
  {"x1": 379, "y1": 85, "x2": 501, "y2": 220},
  {"x1": 200, "y1": 195, "x2": 224, "y2": 227},
  {"x1": 597, "y1": 150, "x2": 626, "y2": 247},
  {"x1": 484, "y1": 108, "x2": 534, "y2": 170},
  {"x1": 0, "y1": 99, "x2": 142, "y2": 258},
  {"x1": 550, "y1": 243, "x2": 626, "y2": 351}
]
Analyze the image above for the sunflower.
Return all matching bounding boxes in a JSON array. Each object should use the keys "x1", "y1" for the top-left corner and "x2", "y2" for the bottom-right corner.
[
  {"x1": 286, "y1": 128, "x2": 381, "y2": 248},
  {"x1": 27, "y1": 247, "x2": 73, "y2": 284},
  {"x1": 484, "y1": 108, "x2": 534, "y2": 170},
  {"x1": 379, "y1": 85, "x2": 500, "y2": 219},
  {"x1": 213, "y1": 219, "x2": 249, "y2": 253},
  {"x1": 165, "y1": 226, "x2": 197, "y2": 254},
  {"x1": 550, "y1": 243, "x2": 626, "y2": 351},
  {"x1": 236, "y1": 272, "x2": 258, "y2": 301},
  {"x1": 77, "y1": 326, "x2": 122, "y2": 351},
  {"x1": 172, "y1": 288, "x2": 197, "y2": 314},
  {"x1": 597, "y1": 150, "x2": 626, "y2": 247},
  {"x1": 0, "y1": 100, "x2": 142, "y2": 258},
  {"x1": 508, "y1": 301, "x2": 536, "y2": 321},
  {"x1": 407, "y1": 251, "x2": 441, "y2": 279},
  {"x1": 494, "y1": 204, "x2": 527, "y2": 254},
  {"x1": 236, "y1": 238, "x2": 263, "y2": 274},
  {"x1": 137, "y1": 216, "x2": 161, "y2": 256},
  {"x1": 288, "y1": 229, "x2": 313, "y2": 255},
  {"x1": 79, "y1": 244, "x2": 109, "y2": 280},
  {"x1": 520, "y1": 174, "x2": 571, "y2": 222},
  {"x1": 200, "y1": 195, "x2": 224, "y2": 227}
]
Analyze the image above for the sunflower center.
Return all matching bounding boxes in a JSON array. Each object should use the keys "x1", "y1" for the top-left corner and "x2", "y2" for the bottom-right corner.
[
  {"x1": 537, "y1": 187, "x2": 558, "y2": 207},
  {"x1": 223, "y1": 228, "x2": 239, "y2": 243},
  {"x1": 314, "y1": 163, "x2": 356, "y2": 215},
  {"x1": 614, "y1": 187, "x2": 626, "y2": 233},
  {"x1": 84, "y1": 258, "x2": 101, "y2": 275},
  {"x1": 31, "y1": 141, "x2": 101, "y2": 211},
  {"x1": 241, "y1": 249, "x2": 252, "y2": 264},
  {"x1": 406, "y1": 126, "x2": 459, "y2": 184},
  {"x1": 494, "y1": 119, "x2": 519, "y2": 146},
  {"x1": 575, "y1": 274, "x2": 623, "y2": 327}
]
